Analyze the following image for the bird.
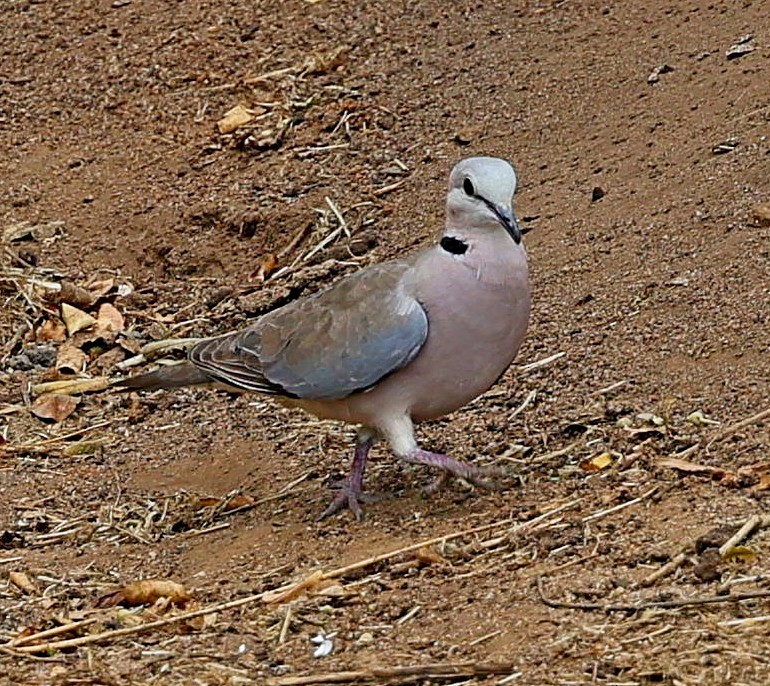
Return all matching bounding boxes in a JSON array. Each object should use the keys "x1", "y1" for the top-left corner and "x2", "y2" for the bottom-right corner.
[{"x1": 119, "y1": 156, "x2": 531, "y2": 519}]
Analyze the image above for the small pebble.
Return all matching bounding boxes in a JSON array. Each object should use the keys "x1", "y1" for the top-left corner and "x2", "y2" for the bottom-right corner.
[
  {"x1": 726, "y1": 35, "x2": 754, "y2": 60},
  {"x1": 357, "y1": 632, "x2": 374, "y2": 645}
]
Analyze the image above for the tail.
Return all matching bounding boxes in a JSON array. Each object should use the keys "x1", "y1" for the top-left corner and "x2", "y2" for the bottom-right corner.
[{"x1": 115, "y1": 362, "x2": 212, "y2": 391}]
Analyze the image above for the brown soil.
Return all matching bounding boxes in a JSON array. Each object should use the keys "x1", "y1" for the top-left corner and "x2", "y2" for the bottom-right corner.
[{"x1": 2, "y1": 1, "x2": 769, "y2": 684}]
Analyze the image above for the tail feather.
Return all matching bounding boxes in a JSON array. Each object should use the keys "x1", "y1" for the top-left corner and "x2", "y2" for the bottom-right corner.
[{"x1": 116, "y1": 362, "x2": 212, "y2": 391}]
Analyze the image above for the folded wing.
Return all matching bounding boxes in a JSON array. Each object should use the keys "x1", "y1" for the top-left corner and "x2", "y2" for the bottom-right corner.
[{"x1": 189, "y1": 261, "x2": 428, "y2": 400}]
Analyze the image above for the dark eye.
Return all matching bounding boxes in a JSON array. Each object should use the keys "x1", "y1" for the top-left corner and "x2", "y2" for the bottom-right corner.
[{"x1": 463, "y1": 178, "x2": 475, "y2": 196}]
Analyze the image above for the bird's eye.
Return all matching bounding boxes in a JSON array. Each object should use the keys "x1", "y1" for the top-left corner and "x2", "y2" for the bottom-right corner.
[{"x1": 463, "y1": 178, "x2": 475, "y2": 196}]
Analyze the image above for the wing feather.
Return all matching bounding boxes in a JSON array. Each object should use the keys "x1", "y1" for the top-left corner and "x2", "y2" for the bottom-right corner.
[{"x1": 189, "y1": 260, "x2": 427, "y2": 400}]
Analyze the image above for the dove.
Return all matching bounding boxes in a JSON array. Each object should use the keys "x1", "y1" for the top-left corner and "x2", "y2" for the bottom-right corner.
[{"x1": 119, "y1": 157, "x2": 531, "y2": 519}]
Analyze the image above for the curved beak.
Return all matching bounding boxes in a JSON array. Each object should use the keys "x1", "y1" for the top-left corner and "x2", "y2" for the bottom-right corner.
[{"x1": 494, "y1": 206, "x2": 522, "y2": 244}]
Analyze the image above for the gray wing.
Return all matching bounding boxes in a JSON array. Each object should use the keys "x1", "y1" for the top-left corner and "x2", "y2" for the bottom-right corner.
[{"x1": 188, "y1": 260, "x2": 428, "y2": 400}]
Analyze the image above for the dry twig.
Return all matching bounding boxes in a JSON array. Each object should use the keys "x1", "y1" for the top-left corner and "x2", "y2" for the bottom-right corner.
[
  {"x1": 672, "y1": 405, "x2": 770, "y2": 459},
  {"x1": 518, "y1": 351, "x2": 565, "y2": 373},
  {"x1": 267, "y1": 660, "x2": 516, "y2": 685},
  {"x1": 707, "y1": 406, "x2": 770, "y2": 447},
  {"x1": 537, "y1": 576, "x2": 770, "y2": 613},
  {"x1": 10, "y1": 618, "x2": 98, "y2": 647},
  {"x1": 581, "y1": 486, "x2": 658, "y2": 523},
  {"x1": 640, "y1": 552, "x2": 688, "y2": 588},
  {"x1": 719, "y1": 514, "x2": 770, "y2": 557},
  {"x1": 2, "y1": 420, "x2": 115, "y2": 454}
]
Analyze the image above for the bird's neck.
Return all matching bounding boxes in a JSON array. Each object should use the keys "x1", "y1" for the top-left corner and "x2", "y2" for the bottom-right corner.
[
  {"x1": 438, "y1": 226, "x2": 527, "y2": 285},
  {"x1": 441, "y1": 224, "x2": 517, "y2": 253}
]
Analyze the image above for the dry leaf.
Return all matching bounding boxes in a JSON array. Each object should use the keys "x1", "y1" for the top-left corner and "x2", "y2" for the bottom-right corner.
[
  {"x1": 55, "y1": 344, "x2": 87, "y2": 375},
  {"x1": 91, "y1": 346, "x2": 126, "y2": 371},
  {"x1": 263, "y1": 570, "x2": 327, "y2": 604},
  {"x1": 61, "y1": 303, "x2": 96, "y2": 336},
  {"x1": 122, "y1": 579, "x2": 189, "y2": 606},
  {"x1": 412, "y1": 546, "x2": 449, "y2": 566},
  {"x1": 63, "y1": 438, "x2": 111, "y2": 456},
  {"x1": 87, "y1": 277, "x2": 115, "y2": 298},
  {"x1": 722, "y1": 545, "x2": 757, "y2": 564},
  {"x1": 32, "y1": 377, "x2": 111, "y2": 395},
  {"x1": 118, "y1": 337, "x2": 142, "y2": 355},
  {"x1": 30, "y1": 394, "x2": 79, "y2": 423},
  {"x1": 217, "y1": 104, "x2": 256, "y2": 134},
  {"x1": 59, "y1": 281, "x2": 98, "y2": 309},
  {"x1": 201, "y1": 612, "x2": 218, "y2": 629},
  {"x1": 36, "y1": 319, "x2": 67, "y2": 343},
  {"x1": 313, "y1": 583, "x2": 347, "y2": 598},
  {"x1": 96, "y1": 579, "x2": 190, "y2": 608},
  {"x1": 9, "y1": 571, "x2": 37, "y2": 594},
  {"x1": 255, "y1": 252, "x2": 279, "y2": 281},
  {"x1": 740, "y1": 461, "x2": 770, "y2": 493},
  {"x1": 2, "y1": 220, "x2": 64, "y2": 243},
  {"x1": 657, "y1": 457, "x2": 726, "y2": 478},
  {"x1": 580, "y1": 452, "x2": 614, "y2": 472},
  {"x1": 93, "y1": 303, "x2": 124, "y2": 341}
]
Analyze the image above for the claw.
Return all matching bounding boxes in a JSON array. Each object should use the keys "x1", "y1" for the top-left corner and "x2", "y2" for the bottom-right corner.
[
  {"x1": 318, "y1": 434, "x2": 373, "y2": 521},
  {"x1": 319, "y1": 488, "x2": 365, "y2": 520},
  {"x1": 404, "y1": 448, "x2": 505, "y2": 494}
]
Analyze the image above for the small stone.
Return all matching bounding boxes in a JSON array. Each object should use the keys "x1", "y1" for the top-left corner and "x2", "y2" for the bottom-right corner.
[
  {"x1": 693, "y1": 548, "x2": 722, "y2": 583},
  {"x1": 695, "y1": 524, "x2": 737, "y2": 553},
  {"x1": 591, "y1": 186, "x2": 605, "y2": 202},
  {"x1": 453, "y1": 131, "x2": 472, "y2": 146},
  {"x1": 726, "y1": 35, "x2": 754, "y2": 60},
  {"x1": 647, "y1": 63, "x2": 674, "y2": 84},
  {"x1": 711, "y1": 137, "x2": 739, "y2": 154},
  {"x1": 751, "y1": 203, "x2": 770, "y2": 227},
  {"x1": 4, "y1": 345, "x2": 57, "y2": 371},
  {"x1": 357, "y1": 632, "x2": 374, "y2": 645}
]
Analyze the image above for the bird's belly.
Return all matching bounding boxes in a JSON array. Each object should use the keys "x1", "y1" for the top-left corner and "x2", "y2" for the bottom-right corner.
[
  {"x1": 352, "y1": 274, "x2": 530, "y2": 424},
  {"x1": 403, "y1": 300, "x2": 527, "y2": 421}
]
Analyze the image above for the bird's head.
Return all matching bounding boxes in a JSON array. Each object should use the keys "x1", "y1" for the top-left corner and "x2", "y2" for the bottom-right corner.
[{"x1": 445, "y1": 156, "x2": 521, "y2": 244}]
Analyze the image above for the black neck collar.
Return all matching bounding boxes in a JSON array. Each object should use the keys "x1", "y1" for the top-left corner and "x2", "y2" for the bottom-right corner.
[{"x1": 440, "y1": 235, "x2": 468, "y2": 255}]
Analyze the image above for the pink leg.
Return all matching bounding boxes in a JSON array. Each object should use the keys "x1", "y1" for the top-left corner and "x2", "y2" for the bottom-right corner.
[
  {"x1": 400, "y1": 448, "x2": 500, "y2": 492},
  {"x1": 319, "y1": 435, "x2": 373, "y2": 521}
]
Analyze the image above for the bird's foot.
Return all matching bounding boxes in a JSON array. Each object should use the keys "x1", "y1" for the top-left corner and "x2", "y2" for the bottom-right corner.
[
  {"x1": 401, "y1": 448, "x2": 504, "y2": 494},
  {"x1": 318, "y1": 435, "x2": 380, "y2": 521},
  {"x1": 318, "y1": 484, "x2": 390, "y2": 521}
]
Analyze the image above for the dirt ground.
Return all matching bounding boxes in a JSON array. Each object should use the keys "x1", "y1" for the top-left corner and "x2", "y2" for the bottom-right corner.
[{"x1": 1, "y1": 0, "x2": 769, "y2": 684}]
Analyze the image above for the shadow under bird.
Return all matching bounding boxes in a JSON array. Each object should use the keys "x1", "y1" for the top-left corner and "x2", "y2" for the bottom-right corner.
[{"x1": 119, "y1": 157, "x2": 531, "y2": 519}]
